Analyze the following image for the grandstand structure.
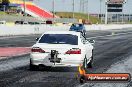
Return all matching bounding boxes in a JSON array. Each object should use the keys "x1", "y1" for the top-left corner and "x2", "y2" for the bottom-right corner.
[{"x1": 0, "y1": 0, "x2": 57, "y2": 19}]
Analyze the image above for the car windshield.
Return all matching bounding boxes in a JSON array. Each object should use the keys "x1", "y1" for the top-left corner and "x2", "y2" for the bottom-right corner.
[
  {"x1": 70, "y1": 24, "x2": 83, "y2": 30},
  {"x1": 39, "y1": 34, "x2": 78, "y2": 45}
]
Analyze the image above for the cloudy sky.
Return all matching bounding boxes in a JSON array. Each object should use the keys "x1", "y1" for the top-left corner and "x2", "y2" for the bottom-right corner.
[{"x1": 33, "y1": 0, "x2": 132, "y2": 14}]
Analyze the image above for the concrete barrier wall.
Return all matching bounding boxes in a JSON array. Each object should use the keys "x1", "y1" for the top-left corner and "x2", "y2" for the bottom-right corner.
[
  {"x1": 85, "y1": 24, "x2": 132, "y2": 31},
  {"x1": 0, "y1": 24, "x2": 132, "y2": 36},
  {"x1": 0, "y1": 25, "x2": 69, "y2": 36}
]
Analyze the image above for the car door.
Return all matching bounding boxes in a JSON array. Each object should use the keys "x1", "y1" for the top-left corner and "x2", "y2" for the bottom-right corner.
[{"x1": 80, "y1": 35, "x2": 92, "y2": 59}]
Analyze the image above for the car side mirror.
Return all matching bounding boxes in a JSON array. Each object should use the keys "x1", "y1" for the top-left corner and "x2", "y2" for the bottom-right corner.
[
  {"x1": 89, "y1": 39, "x2": 95, "y2": 45},
  {"x1": 87, "y1": 39, "x2": 95, "y2": 45},
  {"x1": 36, "y1": 38, "x2": 39, "y2": 41}
]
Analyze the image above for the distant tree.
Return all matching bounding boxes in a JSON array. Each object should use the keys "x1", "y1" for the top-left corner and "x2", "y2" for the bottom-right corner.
[
  {"x1": 0, "y1": 0, "x2": 2, "y2": 3},
  {"x1": 2, "y1": 0, "x2": 10, "y2": 5},
  {"x1": 1, "y1": 0, "x2": 10, "y2": 12}
]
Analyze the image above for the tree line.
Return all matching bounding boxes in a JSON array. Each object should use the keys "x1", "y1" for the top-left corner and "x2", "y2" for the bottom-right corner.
[{"x1": 0, "y1": 0, "x2": 10, "y2": 5}]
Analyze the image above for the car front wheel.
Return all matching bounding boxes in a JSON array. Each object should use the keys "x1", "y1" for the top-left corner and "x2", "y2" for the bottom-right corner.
[
  {"x1": 30, "y1": 59, "x2": 38, "y2": 70},
  {"x1": 83, "y1": 56, "x2": 88, "y2": 69},
  {"x1": 30, "y1": 63, "x2": 38, "y2": 70},
  {"x1": 87, "y1": 57, "x2": 93, "y2": 68},
  {"x1": 83, "y1": 54, "x2": 93, "y2": 69},
  {"x1": 87, "y1": 51, "x2": 93, "y2": 68}
]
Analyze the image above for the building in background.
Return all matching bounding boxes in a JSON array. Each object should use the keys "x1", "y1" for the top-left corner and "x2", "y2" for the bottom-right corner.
[{"x1": 90, "y1": 13, "x2": 132, "y2": 23}]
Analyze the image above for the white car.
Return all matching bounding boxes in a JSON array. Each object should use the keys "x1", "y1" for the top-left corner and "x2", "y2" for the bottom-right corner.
[{"x1": 30, "y1": 31, "x2": 94, "y2": 70}]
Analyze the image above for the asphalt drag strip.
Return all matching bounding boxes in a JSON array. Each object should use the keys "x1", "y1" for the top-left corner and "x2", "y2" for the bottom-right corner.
[{"x1": 0, "y1": 29, "x2": 132, "y2": 87}]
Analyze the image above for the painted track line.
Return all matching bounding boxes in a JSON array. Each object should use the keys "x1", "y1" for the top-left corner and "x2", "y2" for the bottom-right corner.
[
  {"x1": 87, "y1": 32, "x2": 132, "y2": 39},
  {"x1": 0, "y1": 47, "x2": 31, "y2": 59}
]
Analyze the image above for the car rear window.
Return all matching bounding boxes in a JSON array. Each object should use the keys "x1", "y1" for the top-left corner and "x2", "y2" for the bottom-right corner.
[{"x1": 39, "y1": 34, "x2": 78, "y2": 45}]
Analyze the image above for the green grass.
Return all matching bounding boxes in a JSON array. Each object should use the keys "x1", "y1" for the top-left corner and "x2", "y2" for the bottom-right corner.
[
  {"x1": 55, "y1": 12, "x2": 101, "y2": 24},
  {"x1": 127, "y1": 21, "x2": 132, "y2": 24},
  {"x1": 0, "y1": 11, "x2": 20, "y2": 16},
  {"x1": 0, "y1": 11, "x2": 7, "y2": 15},
  {"x1": 0, "y1": 11, "x2": 101, "y2": 24}
]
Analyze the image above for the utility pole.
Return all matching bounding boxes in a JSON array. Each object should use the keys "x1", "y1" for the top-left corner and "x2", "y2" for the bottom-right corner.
[
  {"x1": 82, "y1": 0, "x2": 85, "y2": 13},
  {"x1": 80, "y1": 0, "x2": 82, "y2": 12},
  {"x1": 105, "y1": 0, "x2": 108, "y2": 24},
  {"x1": 23, "y1": 0, "x2": 26, "y2": 21},
  {"x1": 72, "y1": 0, "x2": 75, "y2": 22},
  {"x1": 87, "y1": 0, "x2": 89, "y2": 21},
  {"x1": 52, "y1": 0, "x2": 55, "y2": 23},
  {"x1": 23, "y1": 0, "x2": 26, "y2": 16},
  {"x1": 122, "y1": 4, "x2": 124, "y2": 23},
  {"x1": 80, "y1": 0, "x2": 86, "y2": 13},
  {"x1": 100, "y1": 0, "x2": 102, "y2": 23}
]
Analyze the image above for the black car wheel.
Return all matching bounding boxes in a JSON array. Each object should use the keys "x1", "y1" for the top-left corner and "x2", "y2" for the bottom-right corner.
[
  {"x1": 30, "y1": 63, "x2": 38, "y2": 71},
  {"x1": 87, "y1": 50, "x2": 93, "y2": 68},
  {"x1": 30, "y1": 59, "x2": 38, "y2": 70},
  {"x1": 83, "y1": 56, "x2": 88, "y2": 69}
]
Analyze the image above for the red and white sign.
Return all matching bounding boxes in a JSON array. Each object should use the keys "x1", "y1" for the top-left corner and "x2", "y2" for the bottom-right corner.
[{"x1": 107, "y1": 0, "x2": 126, "y2": 3}]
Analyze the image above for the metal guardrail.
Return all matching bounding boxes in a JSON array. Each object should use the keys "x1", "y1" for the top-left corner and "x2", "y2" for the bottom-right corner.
[{"x1": 46, "y1": 18, "x2": 78, "y2": 23}]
